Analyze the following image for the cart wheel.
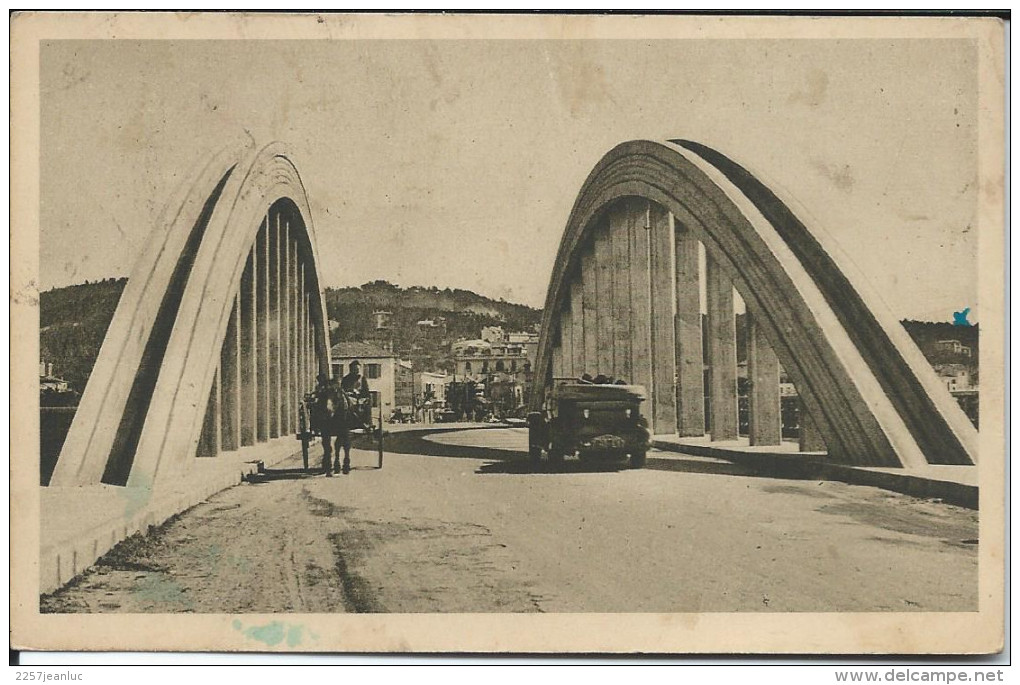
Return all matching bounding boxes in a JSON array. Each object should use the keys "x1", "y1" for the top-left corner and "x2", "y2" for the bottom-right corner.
[{"x1": 630, "y1": 451, "x2": 647, "y2": 469}]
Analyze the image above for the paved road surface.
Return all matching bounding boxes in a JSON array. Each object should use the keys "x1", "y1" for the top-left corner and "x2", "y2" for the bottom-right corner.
[{"x1": 42, "y1": 427, "x2": 977, "y2": 613}]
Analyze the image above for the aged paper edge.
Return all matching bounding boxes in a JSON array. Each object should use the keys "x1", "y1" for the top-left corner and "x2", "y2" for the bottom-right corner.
[{"x1": 9, "y1": 12, "x2": 1006, "y2": 655}]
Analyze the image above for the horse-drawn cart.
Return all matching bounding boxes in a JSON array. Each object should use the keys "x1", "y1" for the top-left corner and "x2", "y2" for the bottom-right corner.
[{"x1": 296, "y1": 389, "x2": 384, "y2": 471}]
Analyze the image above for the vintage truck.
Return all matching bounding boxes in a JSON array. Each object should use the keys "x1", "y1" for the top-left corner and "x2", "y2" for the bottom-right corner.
[{"x1": 527, "y1": 380, "x2": 651, "y2": 468}]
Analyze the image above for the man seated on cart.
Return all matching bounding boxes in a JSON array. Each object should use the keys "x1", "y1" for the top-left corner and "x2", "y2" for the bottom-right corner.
[
  {"x1": 342, "y1": 360, "x2": 372, "y2": 429},
  {"x1": 332, "y1": 360, "x2": 371, "y2": 474}
]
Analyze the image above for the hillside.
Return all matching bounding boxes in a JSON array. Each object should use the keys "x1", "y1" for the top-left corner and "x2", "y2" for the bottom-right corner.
[
  {"x1": 38, "y1": 278, "x2": 542, "y2": 393},
  {"x1": 38, "y1": 278, "x2": 976, "y2": 397},
  {"x1": 325, "y1": 281, "x2": 542, "y2": 374},
  {"x1": 40, "y1": 278, "x2": 127, "y2": 394},
  {"x1": 901, "y1": 320, "x2": 979, "y2": 366}
]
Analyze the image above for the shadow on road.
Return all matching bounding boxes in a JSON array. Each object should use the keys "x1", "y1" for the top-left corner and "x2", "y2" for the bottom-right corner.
[
  {"x1": 644, "y1": 455, "x2": 760, "y2": 478},
  {"x1": 244, "y1": 465, "x2": 382, "y2": 484},
  {"x1": 475, "y1": 454, "x2": 761, "y2": 477},
  {"x1": 363, "y1": 428, "x2": 516, "y2": 462},
  {"x1": 357, "y1": 427, "x2": 800, "y2": 481},
  {"x1": 476, "y1": 459, "x2": 627, "y2": 475}
]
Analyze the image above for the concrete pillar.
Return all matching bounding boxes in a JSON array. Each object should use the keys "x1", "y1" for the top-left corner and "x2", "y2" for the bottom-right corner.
[
  {"x1": 298, "y1": 262, "x2": 306, "y2": 402},
  {"x1": 747, "y1": 312, "x2": 782, "y2": 446},
  {"x1": 305, "y1": 291, "x2": 313, "y2": 385},
  {"x1": 705, "y1": 256, "x2": 738, "y2": 441},
  {"x1": 292, "y1": 240, "x2": 301, "y2": 427},
  {"x1": 559, "y1": 307, "x2": 574, "y2": 378},
  {"x1": 649, "y1": 203, "x2": 677, "y2": 434},
  {"x1": 609, "y1": 202, "x2": 632, "y2": 383},
  {"x1": 219, "y1": 294, "x2": 241, "y2": 451},
  {"x1": 629, "y1": 203, "x2": 653, "y2": 398},
  {"x1": 302, "y1": 285, "x2": 308, "y2": 392},
  {"x1": 289, "y1": 236, "x2": 299, "y2": 432},
  {"x1": 306, "y1": 291, "x2": 312, "y2": 390},
  {"x1": 197, "y1": 368, "x2": 221, "y2": 457},
  {"x1": 581, "y1": 242, "x2": 598, "y2": 376},
  {"x1": 256, "y1": 219, "x2": 269, "y2": 443},
  {"x1": 800, "y1": 399, "x2": 828, "y2": 452},
  {"x1": 281, "y1": 221, "x2": 291, "y2": 435},
  {"x1": 569, "y1": 278, "x2": 585, "y2": 378},
  {"x1": 240, "y1": 249, "x2": 257, "y2": 446},
  {"x1": 674, "y1": 221, "x2": 705, "y2": 437},
  {"x1": 268, "y1": 214, "x2": 281, "y2": 439},
  {"x1": 594, "y1": 221, "x2": 613, "y2": 375},
  {"x1": 304, "y1": 272, "x2": 311, "y2": 397}
]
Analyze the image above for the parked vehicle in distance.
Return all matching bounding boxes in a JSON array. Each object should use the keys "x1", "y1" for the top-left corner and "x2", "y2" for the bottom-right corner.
[
  {"x1": 434, "y1": 409, "x2": 459, "y2": 423},
  {"x1": 528, "y1": 379, "x2": 650, "y2": 468}
]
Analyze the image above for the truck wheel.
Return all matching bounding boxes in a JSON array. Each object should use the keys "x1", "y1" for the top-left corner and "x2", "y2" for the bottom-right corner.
[{"x1": 630, "y1": 451, "x2": 647, "y2": 468}]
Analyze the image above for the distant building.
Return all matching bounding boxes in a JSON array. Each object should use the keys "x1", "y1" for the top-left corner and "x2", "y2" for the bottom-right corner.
[
  {"x1": 416, "y1": 316, "x2": 447, "y2": 332},
  {"x1": 452, "y1": 330, "x2": 535, "y2": 414},
  {"x1": 414, "y1": 371, "x2": 450, "y2": 422},
  {"x1": 330, "y1": 341, "x2": 397, "y2": 415},
  {"x1": 373, "y1": 310, "x2": 393, "y2": 331},
  {"x1": 39, "y1": 361, "x2": 69, "y2": 393},
  {"x1": 416, "y1": 371, "x2": 449, "y2": 405},
  {"x1": 936, "y1": 339, "x2": 972, "y2": 357},
  {"x1": 481, "y1": 326, "x2": 505, "y2": 344},
  {"x1": 40, "y1": 361, "x2": 76, "y2": 406},
  {"x1": 395, "y1": 359, "x2": 415, "y2": 410},
  {"x1": 935, "y1": 363, "x2": 973, "y2": 392}
]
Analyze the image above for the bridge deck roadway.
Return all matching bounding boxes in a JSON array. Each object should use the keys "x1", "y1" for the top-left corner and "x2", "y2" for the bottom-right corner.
[{"x1": 41, "y1": 426, "x2": 977, "y2": 622}]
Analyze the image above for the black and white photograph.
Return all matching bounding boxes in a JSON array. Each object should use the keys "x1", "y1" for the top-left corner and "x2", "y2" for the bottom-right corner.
[{"x1": 10, "y1": 12, "x2": 1006, "y2": 656}]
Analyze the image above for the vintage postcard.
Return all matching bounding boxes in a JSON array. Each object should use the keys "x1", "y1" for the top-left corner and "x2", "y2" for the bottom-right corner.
[{"x1": 10, "y1": 12, "x2": 1005, "y2": 655}]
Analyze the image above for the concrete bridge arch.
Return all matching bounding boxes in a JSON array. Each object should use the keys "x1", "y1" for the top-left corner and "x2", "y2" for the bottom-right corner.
[
  {"x1": 50, "y1": 141, "x2": 332, "y2": 488},
  {"x1": 531, "y1": 139, "x2": 977, "y2": 469}
]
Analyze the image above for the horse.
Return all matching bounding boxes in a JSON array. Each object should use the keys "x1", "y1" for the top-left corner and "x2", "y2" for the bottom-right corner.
[{"x1": 314, "y1": 383, "x2": 368, "y2": 475}]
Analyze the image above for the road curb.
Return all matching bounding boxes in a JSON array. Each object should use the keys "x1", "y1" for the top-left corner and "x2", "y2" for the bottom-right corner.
[{"x1": 650, "y1": 439, "x2": 978, "y2": 510}]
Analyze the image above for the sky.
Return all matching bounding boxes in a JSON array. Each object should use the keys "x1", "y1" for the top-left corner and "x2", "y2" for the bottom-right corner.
[{"x1": 40, "y1": 38, "x2": 979, "y2": 322}]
